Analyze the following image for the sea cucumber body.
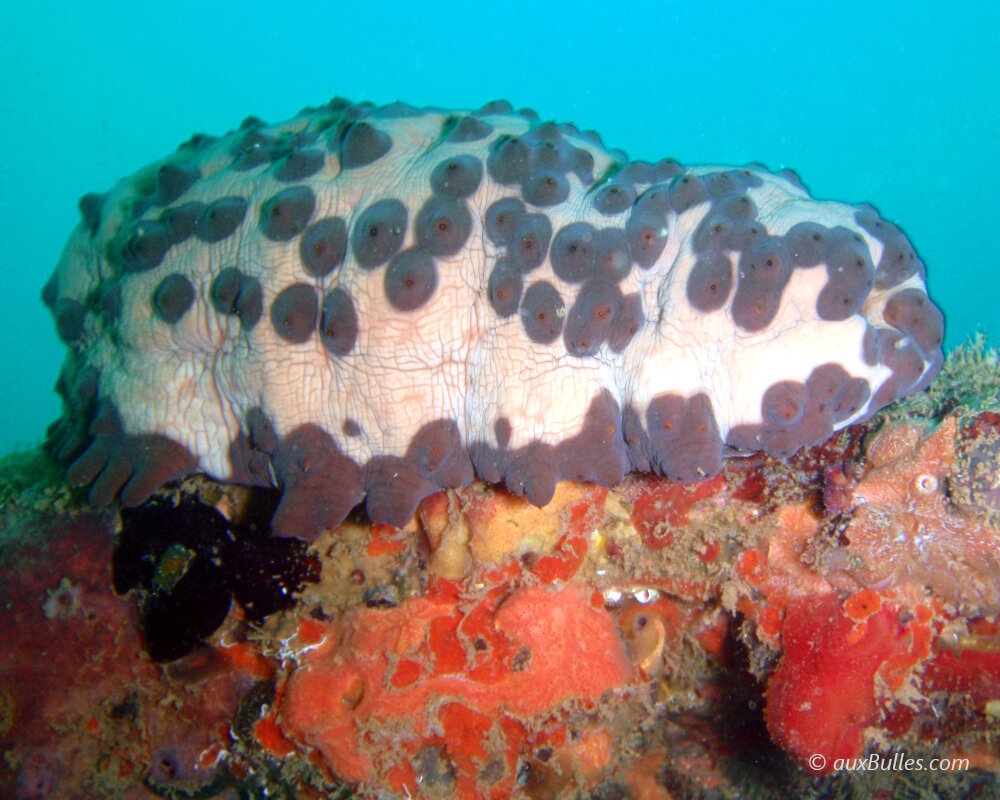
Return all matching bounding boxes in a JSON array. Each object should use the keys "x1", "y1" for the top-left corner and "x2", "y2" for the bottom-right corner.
[{"x1": 43, "y1": 98, "x2": 943, "y2": 537}]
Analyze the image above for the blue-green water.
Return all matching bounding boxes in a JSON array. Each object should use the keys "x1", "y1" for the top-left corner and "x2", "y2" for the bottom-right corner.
[{"x1": 1, "y1": 0, "x2": 997, "y2": 456}]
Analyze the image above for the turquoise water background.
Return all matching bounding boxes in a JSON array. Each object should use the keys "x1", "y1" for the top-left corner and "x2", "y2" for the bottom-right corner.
[{"x1": 1, "y1": 0, "x2": 997, "y2": 457}]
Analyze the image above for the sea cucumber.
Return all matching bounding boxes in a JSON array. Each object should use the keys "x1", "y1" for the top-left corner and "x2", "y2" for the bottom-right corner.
[{"x1": 42, "y1": 97, "x2": 944, "y2": 538}]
